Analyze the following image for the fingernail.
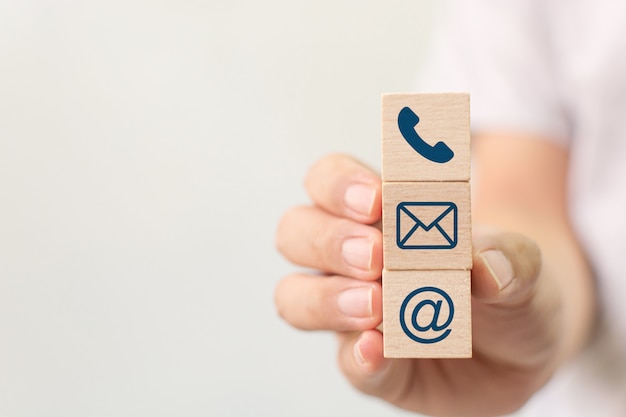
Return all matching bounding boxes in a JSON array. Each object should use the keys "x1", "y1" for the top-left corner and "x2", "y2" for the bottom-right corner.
[
  {"x1": 338, "y1": 287, "x2": 372, "y2": 318},
  {"x1": 480, "y1": 250, "x2": 514, "y2": 290},
  {"x1": 342, "y1": 237, "x2": 373, "y2": 271},
  {"x1": 345, "y1": 184, "x2": 376, "y2": 217},
  {"x1": 354, "y1": 337, "x2": 367, "y2": 366}
]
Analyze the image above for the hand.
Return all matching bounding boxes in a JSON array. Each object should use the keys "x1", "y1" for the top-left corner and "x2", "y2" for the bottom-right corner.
[{"x1": 275, "y1": 153, "x2": 569, "y2": 417}]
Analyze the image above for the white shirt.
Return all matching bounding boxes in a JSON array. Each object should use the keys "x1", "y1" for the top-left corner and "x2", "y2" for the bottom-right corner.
[{"x1": 418, "y1": 1, "x2": 626, "y2": 415}]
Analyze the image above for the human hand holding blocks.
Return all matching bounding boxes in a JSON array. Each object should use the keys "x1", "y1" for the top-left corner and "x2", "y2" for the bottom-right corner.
[{"x1": 381, "y1": 93, "x2": 472, "y2": 358}]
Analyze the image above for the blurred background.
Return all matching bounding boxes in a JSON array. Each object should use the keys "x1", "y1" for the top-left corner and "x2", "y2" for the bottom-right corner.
[{"x1": 0, "y1": 1, "x2": 439, "y2": 415}]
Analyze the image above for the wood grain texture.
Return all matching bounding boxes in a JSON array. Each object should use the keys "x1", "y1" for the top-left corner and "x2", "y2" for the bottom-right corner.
[
  {"x1": 382, "y1": 181, "x2": 472, "y2": 271},
  {"x1": 383, "y1": 269, "x2": 471, "y2": 358},
  {"x1": 382, "y1": 93, "x2": 469, "y2": 182}
]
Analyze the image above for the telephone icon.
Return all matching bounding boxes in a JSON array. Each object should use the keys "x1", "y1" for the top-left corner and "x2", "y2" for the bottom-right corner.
[{"x1": 398, "y1": 106, "x2": 454, "y2": 163}]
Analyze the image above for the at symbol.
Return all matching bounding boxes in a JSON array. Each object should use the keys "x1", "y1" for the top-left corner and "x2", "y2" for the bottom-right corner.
[{"x1": 399, "y1": 287, "x2": 454, "y2": 344}]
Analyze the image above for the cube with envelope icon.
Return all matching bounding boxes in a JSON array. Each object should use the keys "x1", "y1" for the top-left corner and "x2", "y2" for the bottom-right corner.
[{"x1": 382, "y1": 182, "x2": 471, "y2": 271}]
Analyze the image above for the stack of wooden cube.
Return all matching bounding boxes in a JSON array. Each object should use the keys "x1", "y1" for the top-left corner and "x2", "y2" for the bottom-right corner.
[{"x1": 381, "y1": 93, "x2": 472, "y2": 358}]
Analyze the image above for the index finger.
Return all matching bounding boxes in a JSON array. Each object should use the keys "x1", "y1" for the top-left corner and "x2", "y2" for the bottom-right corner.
[{"x1": 305, "y1": 154, "x2": 382, "y2": 224}]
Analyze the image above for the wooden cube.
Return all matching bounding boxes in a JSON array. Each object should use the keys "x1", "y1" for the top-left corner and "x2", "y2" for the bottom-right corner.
[
  {"x1": 383, "y1": 269, "x2": 472, "y2": 358},
  {"x1": 382, "y1": 93, "x2": 470, "y2": 182},
  {"x1": 382, "y1": 181, "x2": 472, "y2": 270}
]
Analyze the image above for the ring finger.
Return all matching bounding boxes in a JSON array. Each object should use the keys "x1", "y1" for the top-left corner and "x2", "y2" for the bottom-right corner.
[{"x1": 274, "y1": 273, "x2": 382, "y2": 331}]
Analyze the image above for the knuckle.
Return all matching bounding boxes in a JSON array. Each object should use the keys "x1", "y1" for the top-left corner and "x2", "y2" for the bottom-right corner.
[
  {"x1": 304, "y1": 153, "x2": 352, "y2": 192},
  {"x1": 523, "y1": 239, "x2": 542, "y2": 279},
  {"x1": 507, "y1": 232, "x2": 542, "y2": 281},
  {"x1": 273, "y1": 275, "x2": 334, "y2": 331},
  {"x1": 312, "y1": 218, "x2": 351, "y2": 266},
  {"x1": 274, "y1": 206, "x2": 304, "y2": 255},
  {"x1": 304, "y1": 155, "x2": 333, "y2": 190},
  {"x1": 304, "y1": 289, "x2": 326, "y2": 326}
]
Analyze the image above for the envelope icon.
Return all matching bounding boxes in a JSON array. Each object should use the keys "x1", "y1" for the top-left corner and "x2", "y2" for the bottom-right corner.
[{"x1": 396, "y1": 202, "x2": 457, "y2": 249}]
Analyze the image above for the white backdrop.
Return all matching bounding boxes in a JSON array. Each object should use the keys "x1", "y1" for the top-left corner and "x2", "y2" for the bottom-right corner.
[{"x1": 0, "y1": 1, "x2": 439, "y2": 415}]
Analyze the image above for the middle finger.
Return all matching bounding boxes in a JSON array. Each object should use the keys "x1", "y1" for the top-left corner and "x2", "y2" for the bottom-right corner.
[{"x1": 276, "y1": 206, "x2": 382, "y2": 281}]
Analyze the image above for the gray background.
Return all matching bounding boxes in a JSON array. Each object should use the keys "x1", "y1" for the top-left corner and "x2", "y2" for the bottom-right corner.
[{"x1": 0, "y1": 1, "x2": 438, "y2": 415}]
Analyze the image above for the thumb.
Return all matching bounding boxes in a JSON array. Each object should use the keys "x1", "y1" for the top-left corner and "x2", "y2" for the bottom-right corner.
[
  {"x1": 471, "y1": 226, "x2": 542, "y2": 305},
  {"x1": 471, "y1": 226, "x2": 556, "y2": 368}
]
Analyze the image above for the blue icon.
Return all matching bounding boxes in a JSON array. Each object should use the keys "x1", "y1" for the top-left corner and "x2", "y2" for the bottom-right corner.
[
  {"x1": 398, "y1": 106, "x2": 454, "y2": 163},
  {"x1": 396, "y1": 202, "x2": 457, "y2": 249},
  {"x1": 400, "y1": 287, "x2": 454, "y2": 344}
]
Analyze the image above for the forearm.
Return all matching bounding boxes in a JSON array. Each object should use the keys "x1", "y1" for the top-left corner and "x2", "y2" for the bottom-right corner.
[{"x1": 472, "y1": 132, "x2": 597, "y2": 371}]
